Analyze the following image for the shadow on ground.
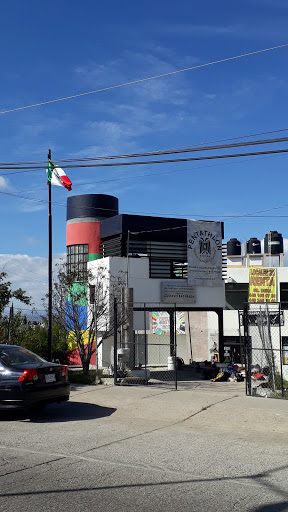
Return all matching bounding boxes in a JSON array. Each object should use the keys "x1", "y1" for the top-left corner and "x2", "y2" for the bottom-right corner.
[
  {"x1": 0, "y1": 401, "x2": 116, "y2": 423},
  {"x1": 253, "y1": 502, "x2": 288, "y2": 512}
]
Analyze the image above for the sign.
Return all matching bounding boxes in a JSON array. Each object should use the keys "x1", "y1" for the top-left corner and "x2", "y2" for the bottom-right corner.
[
  {"x1": 248, "y1": 267, "x2": 277, "y2": 303},
  {"x1": 187, "y1": 219, "x2": 222, "y2": 286},
  {"x1": 152, "y1": 311, "x2": 185, "y2": 335},
  {"x1": 161, "y1": 282, "x2": 196, "y2": 304}
]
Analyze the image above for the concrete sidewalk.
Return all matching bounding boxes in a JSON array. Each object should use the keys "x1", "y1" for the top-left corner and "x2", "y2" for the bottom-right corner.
[{"x1": 70, "y1": 379, "x2": 288, "y2": 437}]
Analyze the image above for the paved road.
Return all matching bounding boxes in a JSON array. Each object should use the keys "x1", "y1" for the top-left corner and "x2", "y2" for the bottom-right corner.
[{"x1": 0, "y1": 381, "x2": 288, "y2": 512}]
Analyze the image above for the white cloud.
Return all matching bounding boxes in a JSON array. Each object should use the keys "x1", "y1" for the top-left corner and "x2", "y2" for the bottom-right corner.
[
  {"x1": 23, "y1": 236, "x2": 40, "y2": 246},
  {"x1": 158, "y1": 22, "x2": 288, "y2": 40},
  {"x1": 18, "y1": 200, "x2": 46, "y2": 213},
  {"x1": 283, "y1": 239, "x2": 288, "y2": 266},
  {"x1": 0, "y1": 253, "x2": 65, "y2": 313},
  {"x1": 0, "y1": 176, "x2": 11, "y2": 191}
]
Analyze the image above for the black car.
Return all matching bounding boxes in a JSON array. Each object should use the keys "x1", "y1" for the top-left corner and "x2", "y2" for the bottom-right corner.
[{"x1": 0, "y1": 344, "x2": 70, "y2": 410}]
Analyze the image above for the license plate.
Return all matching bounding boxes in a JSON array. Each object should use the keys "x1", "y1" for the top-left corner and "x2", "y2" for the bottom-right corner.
[{"x1": 45, "y1": 373, "x2": 56, "y2": 383}]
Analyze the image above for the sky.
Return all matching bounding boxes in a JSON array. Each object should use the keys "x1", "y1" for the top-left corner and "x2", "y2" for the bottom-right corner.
[{"x1": 1, "y1": 0, "x2": 288, "y2": 311}]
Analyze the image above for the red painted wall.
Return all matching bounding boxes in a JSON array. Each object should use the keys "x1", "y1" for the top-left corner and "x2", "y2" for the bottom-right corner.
[
  {"x1": 67, "y1": 348, "x2": 96, "y2": 366},
  {"x1": 66, "y1": 221, "x2": 101, "y2": 255}
]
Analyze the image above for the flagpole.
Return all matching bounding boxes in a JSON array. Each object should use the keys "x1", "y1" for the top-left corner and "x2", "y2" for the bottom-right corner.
[{"x1": 48, "y1": 149, "x2": 52, "y2": 361}]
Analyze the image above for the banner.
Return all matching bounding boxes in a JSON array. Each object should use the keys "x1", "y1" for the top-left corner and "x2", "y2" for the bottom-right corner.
[
  {"x1": 152, "y1": 312, "x2": 185, "y2": 335},
  {"x1": 249, "y1": 267, "x2": 277, "y2": 303},
  {"x1": 187, "y1": 219, "x2": 222, "y2": 286}
]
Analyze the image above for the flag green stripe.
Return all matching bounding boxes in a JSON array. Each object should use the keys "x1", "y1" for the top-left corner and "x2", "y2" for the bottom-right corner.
[{"x1": 47, "y1": 159, "x2": 54, "y2": 183}]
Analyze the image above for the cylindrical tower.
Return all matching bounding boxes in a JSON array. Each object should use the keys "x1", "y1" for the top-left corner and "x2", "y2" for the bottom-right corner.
[
  {"x1": 66, "y1": 194, "x2": 119, "y2": 366},
  {"x1": 66, "y1": 194, "x2": 119, "y2": 265}
]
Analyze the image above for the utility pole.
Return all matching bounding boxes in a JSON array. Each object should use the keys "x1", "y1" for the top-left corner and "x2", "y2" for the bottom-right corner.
[
  {"x1": 47, "y1": 149, "x2": 53, "y2": 361},
  {"x1": 94, "y1": 297, "x2": 99, "y2": 384}
]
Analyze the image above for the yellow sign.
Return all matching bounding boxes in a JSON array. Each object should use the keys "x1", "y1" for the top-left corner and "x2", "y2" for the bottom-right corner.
[{"x1": 249, "y1": 267, "x2": 277, "y2": 303}]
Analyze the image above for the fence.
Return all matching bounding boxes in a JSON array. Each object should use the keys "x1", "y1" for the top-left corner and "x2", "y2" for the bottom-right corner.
[
  {"x1": 113, "y1": 304, "x2": 177, "y2": 389},
  {"x1": 242, "y1": 302, "x2": 288, "y2": 399}
]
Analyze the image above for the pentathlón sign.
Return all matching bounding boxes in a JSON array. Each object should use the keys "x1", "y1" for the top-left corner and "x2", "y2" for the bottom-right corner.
[{"x1": 187, "y1": 219, "x2": 222, "y2": 286}]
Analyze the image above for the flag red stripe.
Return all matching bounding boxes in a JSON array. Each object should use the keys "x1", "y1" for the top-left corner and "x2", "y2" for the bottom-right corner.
[{"x1": 60, "y1": 176, "x2": 72, "y2": 191}]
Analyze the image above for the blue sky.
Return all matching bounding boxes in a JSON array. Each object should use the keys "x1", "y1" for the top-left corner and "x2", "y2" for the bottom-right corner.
[{"x1": 1, "y1": 0, "x2": 288, "y2": 309}]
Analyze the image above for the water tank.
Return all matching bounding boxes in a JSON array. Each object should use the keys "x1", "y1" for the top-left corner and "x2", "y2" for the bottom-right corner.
[
  {"x1": 227, "y1": 238, "x2": 241, "y2": 256},
  {"x1": 264, "y1": 231, "x2": 283, "y2": 255},
  {"x1": 246, "y1": 237, "x2": 261, "y2": 255}
]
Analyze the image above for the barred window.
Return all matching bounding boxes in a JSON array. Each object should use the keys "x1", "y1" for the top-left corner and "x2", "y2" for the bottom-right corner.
[{"x1": 67, "y1": 244, "x2": 89, "y2": 280}]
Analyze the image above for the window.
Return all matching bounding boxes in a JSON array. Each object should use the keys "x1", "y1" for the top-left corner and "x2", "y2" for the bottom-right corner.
[
  {"x1": 280, "y1": 283, "x2": 288, "y2": 308},
  {"x1": 172, "y1": 262, "x2": 187, "y2": 279},
  {"x1": 67, "y1": 244, "x2": 89, "y2": 280},
  {"x1": 225, "y1": 282, "x2": 249, "y2": 310}
]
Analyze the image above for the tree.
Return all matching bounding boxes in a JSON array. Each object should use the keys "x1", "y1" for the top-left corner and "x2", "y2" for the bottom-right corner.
[
  {"x1": 0, "y1": 311, "x2": 67, "y2": 362},
  {"x1": 0, "y1": 271, "x2": 31, "y2": 318},
  {"x1": 51, "y1": 262, "x2": 126, "y2": 375}
]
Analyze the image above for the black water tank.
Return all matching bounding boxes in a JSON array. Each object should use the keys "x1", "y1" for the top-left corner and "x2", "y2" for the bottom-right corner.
[
  {"x1": 227, "y1": 238, "x2": 241, "y2": 256},
  {"x1": 67, "y1": 194, "x2": 119, "y2": 221},
  {"x1": 264, "y1": 230, "x2": 283, "y2": 254},
  {"x1": 246, "y1": 237, "x2": 261, "y2": 254}
]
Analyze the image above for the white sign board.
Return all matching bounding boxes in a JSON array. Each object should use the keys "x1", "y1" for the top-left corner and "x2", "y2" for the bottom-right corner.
[
  {"x1": 161, "y1": 282, "x2": 196, "y2": 304},
  {"x1": 187, "y1": 219, "x2": 222, "y2": 286}
]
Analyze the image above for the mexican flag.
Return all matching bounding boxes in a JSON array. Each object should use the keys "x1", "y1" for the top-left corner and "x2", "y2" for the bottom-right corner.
[{"x1": 47, "y1": 159, "x2": 72, "y2": 191}]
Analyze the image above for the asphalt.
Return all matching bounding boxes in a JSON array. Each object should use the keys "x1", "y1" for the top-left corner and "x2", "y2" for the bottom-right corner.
[
  {"x1": 70, "y1": 375, "x2": 288, "y2": 437},
  {"x1": 1, "y1": 373, "x2": 288, "y2": 511}
]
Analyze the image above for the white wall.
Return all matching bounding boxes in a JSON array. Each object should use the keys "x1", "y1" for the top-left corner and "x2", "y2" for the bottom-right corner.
[{"x1": 89, "y1": 256, "x2": 226, "y2": 309}]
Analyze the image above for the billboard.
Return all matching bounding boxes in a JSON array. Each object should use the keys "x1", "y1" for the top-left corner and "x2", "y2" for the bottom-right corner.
[
  {"x1": 187, "y1": 219, "x2": 222, "y2": 286},
  {"x1": 248, "y1": 267, "x2": 277, "y2": 303}
]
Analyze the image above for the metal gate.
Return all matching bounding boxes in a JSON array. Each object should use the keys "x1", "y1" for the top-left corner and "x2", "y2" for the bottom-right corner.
[
  {"x1": 113, "y1": 303, "x2": 177, "y2": 389},
  {"x1": 241, "y1": 302, "x2": 288, "y2": 399}
]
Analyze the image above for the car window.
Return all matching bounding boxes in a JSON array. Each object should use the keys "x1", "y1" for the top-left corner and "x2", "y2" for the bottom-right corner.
[{"x1": 0, "y1": 347, "x2": 47, "y2": 366}]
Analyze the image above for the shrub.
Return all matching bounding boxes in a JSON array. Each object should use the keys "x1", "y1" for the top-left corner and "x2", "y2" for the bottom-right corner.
[{"x1": 68, "y1": 369, "x2": 102, "y2": 385}]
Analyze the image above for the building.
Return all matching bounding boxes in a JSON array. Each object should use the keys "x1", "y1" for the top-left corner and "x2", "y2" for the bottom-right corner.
[
  {"x1": 66, "y1": 193, "x2": 288, "y2": 376},
  {"x1": 66, "y1": 194, "x2": 226, "y2": 367}
]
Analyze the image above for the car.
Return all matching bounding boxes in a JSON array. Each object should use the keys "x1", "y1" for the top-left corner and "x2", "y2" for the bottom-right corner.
[{"x1": 0, "y1": 344, "x2": 70, "y2": 410}]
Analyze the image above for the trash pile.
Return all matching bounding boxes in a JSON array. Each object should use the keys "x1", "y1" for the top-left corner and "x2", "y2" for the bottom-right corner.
[
  {"x1": 200, "y1": 362, "x2": 245, "y2": 382},
  {"x1": 250, "y1": 364, "x2": 271, "y2": 396}
]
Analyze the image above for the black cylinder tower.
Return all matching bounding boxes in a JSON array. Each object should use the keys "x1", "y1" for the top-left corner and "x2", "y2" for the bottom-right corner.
[
  {"x1": 66, "y1": 194, "x2": 119, "y2": 261},
  {"x1": 67, "y1": 194, "x2": 119, "y2": 221}
]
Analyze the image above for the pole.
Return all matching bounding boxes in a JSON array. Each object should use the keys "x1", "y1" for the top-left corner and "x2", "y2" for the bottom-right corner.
[
  {"x1": 94, "y1": 299, "x2": 99, "y2": 384},
  {"x1": 47, "y1": 149, "x2": 53, "y2": 362},
  {"x1": 126, "y1": 229, "x2": 130, "y2": 287},
  {"x1": 113, "y1": 297, "x2": 118, "y2": 385}
]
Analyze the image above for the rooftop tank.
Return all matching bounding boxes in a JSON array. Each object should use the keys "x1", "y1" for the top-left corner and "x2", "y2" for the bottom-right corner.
[
  {"x1": 264, "y1": 230, "x2": 283, "y2": 255},
  {"x1": 227, "y1": 238, "x2": 241, "y2": 256},
  {"x1": 246, "y1": 237, "x2": 261, "y2": 255}
]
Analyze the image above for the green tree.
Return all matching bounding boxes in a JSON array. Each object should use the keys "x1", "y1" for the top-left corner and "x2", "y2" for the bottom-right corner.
[
  {"x1": 0, "y1": 311, "x2": 67, "y2": 362},
  {"x1": 0, "y1": 271, "x2": 31, "y2": 317}
]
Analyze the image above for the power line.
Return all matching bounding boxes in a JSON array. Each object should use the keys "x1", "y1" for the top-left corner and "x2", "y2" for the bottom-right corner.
[
  {"x1": 0, "y1": 145, "x2": 285, "y2": 200},
  {"x1": 1, "y1": 145, "x2": 288, "y2": 176},
  {"x1": 0, "y1": 257, "x2": 48, "y2": 281},
  {"x1": 1, "y1": 131, "x2": 288, "y2": 169},
  {"x1": 0, "y1": 145, "x2": 286, "y2": 193},
  {"x1": 2, "y1": 135, "x2": 288, "y2": 169},
  {"x1": 2, "y1": 127, "x2": 288, "y2": 167},
  {"x1": 1, "y1": 43, "x2": 288, "y2": 115},
  {"x1": 2, "y1": 182, "x2": 288, "y2": 220}
]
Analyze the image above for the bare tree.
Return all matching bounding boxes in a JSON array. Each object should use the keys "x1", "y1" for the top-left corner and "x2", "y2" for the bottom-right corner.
[{"x1": 51, "y1": 262, "x2": 126, "y2": 374}]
